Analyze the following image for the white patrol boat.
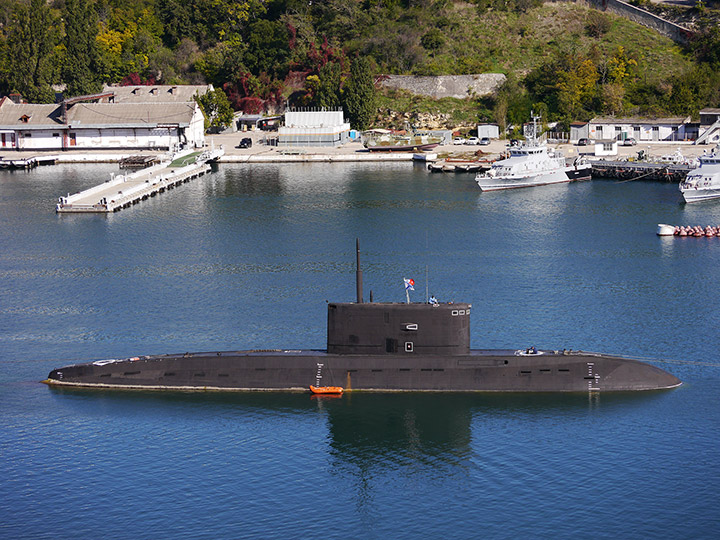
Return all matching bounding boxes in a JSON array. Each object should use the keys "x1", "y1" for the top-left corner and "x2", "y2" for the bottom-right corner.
[
  {"x1": 476, "y1": 115, "x2": 591, "y2": 191},
  {"x1": 680, "y1": 145, "x2": 720, "y2": 203}
]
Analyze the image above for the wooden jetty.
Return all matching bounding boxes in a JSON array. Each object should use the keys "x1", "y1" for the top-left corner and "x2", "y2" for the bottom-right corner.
[
  {"x1": 590, "y1": 159, "x2": 695, "y2": 182},
  {"x1": 56, "y1": 147, "x2": 223, "y2": 213},
  {"x1": 119, "y1": 155, "x2": 161, "y2": 169}
]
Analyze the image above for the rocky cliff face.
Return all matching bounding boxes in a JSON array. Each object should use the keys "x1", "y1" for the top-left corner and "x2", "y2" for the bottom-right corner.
[
  {"x1": 379, "y1": 74, "x2": 506, "y2": 99},
  {"x1": 378, "y1": 109, "x2": 456, "y2": 130}
]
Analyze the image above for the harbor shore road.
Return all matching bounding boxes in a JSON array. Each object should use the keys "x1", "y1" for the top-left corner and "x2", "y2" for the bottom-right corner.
[{"x1": 2, "y1": 131, "x2": 713, "y2": 164}]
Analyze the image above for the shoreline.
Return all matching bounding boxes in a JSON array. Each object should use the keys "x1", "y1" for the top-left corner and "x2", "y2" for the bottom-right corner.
[{"x1": 1, "y1": 131, "x2": 712, "y2": 164}]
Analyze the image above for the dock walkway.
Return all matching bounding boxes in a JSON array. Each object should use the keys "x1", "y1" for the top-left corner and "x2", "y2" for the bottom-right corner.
[{"x1": 56, "y1": 148, "x2": 222, "y2": 213}]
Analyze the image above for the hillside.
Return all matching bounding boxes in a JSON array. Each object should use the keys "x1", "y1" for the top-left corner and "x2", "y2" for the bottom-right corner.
[
  {"x1": 0, "y1": 0, "x2": 718, "y2": 131},
  {"x1": 396, "y1": 2, "x2": 691, "y2": 83}
]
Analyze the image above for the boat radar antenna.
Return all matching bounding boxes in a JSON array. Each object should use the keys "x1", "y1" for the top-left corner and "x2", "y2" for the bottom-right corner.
[
  {"x1": 356, "y1": 238, "x2": 363, "y2": 304},
  {"x1": 526, "y1": 111, "x2": 541, "y2": 146}
]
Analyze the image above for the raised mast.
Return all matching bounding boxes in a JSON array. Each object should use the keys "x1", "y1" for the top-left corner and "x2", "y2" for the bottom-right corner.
[{"x1": 356, "y1": 238, "x2": 363, "y2": 304}]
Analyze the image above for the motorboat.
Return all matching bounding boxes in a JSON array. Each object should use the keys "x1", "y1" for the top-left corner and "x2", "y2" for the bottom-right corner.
[
  {"x1": 679, "y1": 144, "x2": 720, "y2": 203},
  {"x1": 476, "y1": 114, "x2": 591, "y2": 191}
]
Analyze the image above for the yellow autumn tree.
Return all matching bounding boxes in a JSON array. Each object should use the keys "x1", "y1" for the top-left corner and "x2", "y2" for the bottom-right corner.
[
  {"x1": 606, "y1": 46, "x2": 638, "y2": 85},
  {"x1": 556, "y1": 57, "x2": 598, "y2": 119}
]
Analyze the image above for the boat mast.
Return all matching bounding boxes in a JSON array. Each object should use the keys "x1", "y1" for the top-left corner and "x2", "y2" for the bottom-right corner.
[{"x1": 528, "y1": 111, "x2": 541, "y2": 146}]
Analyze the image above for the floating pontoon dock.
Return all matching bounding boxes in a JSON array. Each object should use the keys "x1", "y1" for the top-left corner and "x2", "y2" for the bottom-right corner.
[
  {"x1": 0, "y1": 155, "x2": 57, "y2": 169},
  {"x1": 590, "y1": 160, "x2": 694, "y2": 182},
  {"x1": 56, "y1": 148, "x2": 223, "y2": 213}
]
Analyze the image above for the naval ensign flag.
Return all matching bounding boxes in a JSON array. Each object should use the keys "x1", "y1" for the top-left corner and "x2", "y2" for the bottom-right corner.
[{"x1": 404, "y1": 278, "x2": 415, "y2": 304}]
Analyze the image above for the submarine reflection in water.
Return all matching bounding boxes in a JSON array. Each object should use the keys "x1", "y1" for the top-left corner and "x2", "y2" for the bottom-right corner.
[
  {"x1": 43, "y1": 241, "x2": 681, "y2": 393},
  {"x1": 45, "y1": 388, "x2": 671, "y2": 461}
]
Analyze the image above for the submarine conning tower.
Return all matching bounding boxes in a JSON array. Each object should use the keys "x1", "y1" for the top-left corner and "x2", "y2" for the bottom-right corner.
[
  {"x1": 327, "y1": 302, "x2": 471, "y2": 355},
  {"x1": 330, "y1": 239, "x2": 470, "y2": 355}
]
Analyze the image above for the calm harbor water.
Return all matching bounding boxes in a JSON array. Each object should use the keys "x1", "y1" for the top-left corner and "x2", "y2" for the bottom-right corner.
[{"x1": 2, "y1": 161, "x2": 720, "y2": 538}]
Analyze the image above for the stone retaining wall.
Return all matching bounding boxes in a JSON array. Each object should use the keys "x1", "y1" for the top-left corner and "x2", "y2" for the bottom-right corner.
[{"x1": 583, "y1": 0, "x2": 694, "y2": 43}]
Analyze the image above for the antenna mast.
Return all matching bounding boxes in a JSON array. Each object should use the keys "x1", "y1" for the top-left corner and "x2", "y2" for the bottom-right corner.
[{"x1": 356, "y1": 238, "x2": 363, "y2": 303}]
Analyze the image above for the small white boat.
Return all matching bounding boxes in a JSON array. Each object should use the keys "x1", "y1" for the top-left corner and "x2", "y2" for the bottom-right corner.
[
  {"x1": 679, "y1": 144, "x2": 720, "y2": 203},
  {"x1": 476, "y1": 114, "x2": 591, "y2": 191},
  {"x1": 657, "y1": 224, "x2": 676, "y2": 236}
]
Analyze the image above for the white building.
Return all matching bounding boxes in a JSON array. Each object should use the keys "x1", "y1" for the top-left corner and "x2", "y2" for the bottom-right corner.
[
  {"x1": 588, "y1": 116, "x2": 692, "y2": 143},
  {"x1": 0, "y1": 94, "x2": 205, "y2": 151},
  {"x1": 477, "y1": 124, "x2": 500, "y2": 139},
  {"x1": 278, "y1": 109, "x2": 350, "y2": 147},
  {"x1": 594, "y1": 140, "x2": 618, "y2": 157}
]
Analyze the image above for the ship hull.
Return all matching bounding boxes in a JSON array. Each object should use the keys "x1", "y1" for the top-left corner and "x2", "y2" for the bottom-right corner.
[
  {"x1": 680, "y1": 187, "x2": 720, "y2": 203},
  {"x1": 477, "y1": 166, "x2": 591, "y2": 192},
  {"x1": 44, "y1": 349, "x2": 681, "y2": 393}
]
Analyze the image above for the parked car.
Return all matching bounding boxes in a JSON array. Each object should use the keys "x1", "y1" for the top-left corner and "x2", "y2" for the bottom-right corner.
[
  {"x1": 623, "y1": 137, "x2": 637, "y2": 146},
  {"x1": 236, "y1": 137, "x2": 253, "y2": 149},
  {"x1": 465, "y1": 137, "x2": 480, "y2": 145},
  {"x1": 577, "y1": 138, "x2": 592, "y2": 146},
  {"x1": 452, "y1": 137, "x2": 466, "y2": 145},
  {"x1": 479, "y1": 137, "x2": 491, "y2": 145}
]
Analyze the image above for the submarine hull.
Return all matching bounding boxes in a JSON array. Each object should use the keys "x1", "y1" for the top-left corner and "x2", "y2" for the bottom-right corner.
[{"x1": 44, "y1": 349, "x2": 681, "y2": 393}]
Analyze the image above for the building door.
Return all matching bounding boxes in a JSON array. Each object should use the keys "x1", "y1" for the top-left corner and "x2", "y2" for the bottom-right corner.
[
  {"x1": 1, "y1": 133, "x2": 5, "y2": 147},
  {"x1": 69, "y1": 133, "x2": 76, "y2": 146}
]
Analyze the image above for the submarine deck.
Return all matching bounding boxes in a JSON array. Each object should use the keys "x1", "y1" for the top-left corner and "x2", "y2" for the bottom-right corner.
[{"x1": 44, "y1": 347, "x2": 681, "y2": 393}]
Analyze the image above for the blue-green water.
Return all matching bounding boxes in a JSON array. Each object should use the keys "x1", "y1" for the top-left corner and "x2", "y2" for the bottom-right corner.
[{"x1": 1, "y1": 162, "x2": 719, "y2": 539}]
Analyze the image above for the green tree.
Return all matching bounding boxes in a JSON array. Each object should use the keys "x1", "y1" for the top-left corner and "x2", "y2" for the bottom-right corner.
[
  {"x1": 314, "y1": 61, "x2": 342, "y2": 109},
  {"x1": 195, "y1": 88, "x2": 234, "y2": 131},
  {"x1": 63, "y1": 0, "x2": 102, "y2": 96},
  {"x1": 493, "y1": 74, "x2": 530, "y2": 136},
  {"x1": 243, "y1": 19, "x2": 291, "y2": 78},
  {"x1": 420, "y1": 28, "x2": 444, "y2": 53},
  {"x1": 555, "y1": 56, "x2": 598, "y2": 119},
  {"x1": 156, "y1": 0, "x2": 266, "y2": 47},
  {"x1": 343, "y1": 57, "x2": 376, "y2": 130},
  {"x1": 3, "y1": 0, "x2": 57, "y2": 103},
  {"x1": 195, "y1": 37, "x2": 248, "y2": 87}
]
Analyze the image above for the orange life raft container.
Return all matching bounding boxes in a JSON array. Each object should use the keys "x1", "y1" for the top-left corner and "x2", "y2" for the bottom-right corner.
[{"x1": 309, "y1": 385, "x2": 344, "y2": 395}]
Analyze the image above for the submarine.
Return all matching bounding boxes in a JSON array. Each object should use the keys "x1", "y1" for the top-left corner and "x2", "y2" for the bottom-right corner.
[{"x1": 44, "y1": 241, "x2": 681, "y2": 393}]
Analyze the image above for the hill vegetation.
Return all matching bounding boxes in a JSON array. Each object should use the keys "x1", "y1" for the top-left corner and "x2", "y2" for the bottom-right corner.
[{"x1": 0, "y1": 0, "x2": 718, "y2": 132}]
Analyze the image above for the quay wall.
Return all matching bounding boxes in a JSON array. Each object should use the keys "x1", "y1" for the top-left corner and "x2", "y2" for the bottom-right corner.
[{"x1": 580, "y1": 0, "x2": 694, "y2": 44}]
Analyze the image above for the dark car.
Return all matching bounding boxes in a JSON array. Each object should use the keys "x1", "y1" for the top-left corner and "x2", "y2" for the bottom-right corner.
[
  {"x1": 577, "y1": 138, "x2": 592, "y2": 146},
  {"x1": 236, "y1": 137, "x2": 253, "y2": 149},
  {"x1": 623, "y1": 137, "x2": 637, "y2": 146}
]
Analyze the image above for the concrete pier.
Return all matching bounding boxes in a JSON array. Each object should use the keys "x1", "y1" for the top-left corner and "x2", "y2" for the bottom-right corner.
[{"x1": 56, "y1": 148, "x2": 222, "y2": 213}]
